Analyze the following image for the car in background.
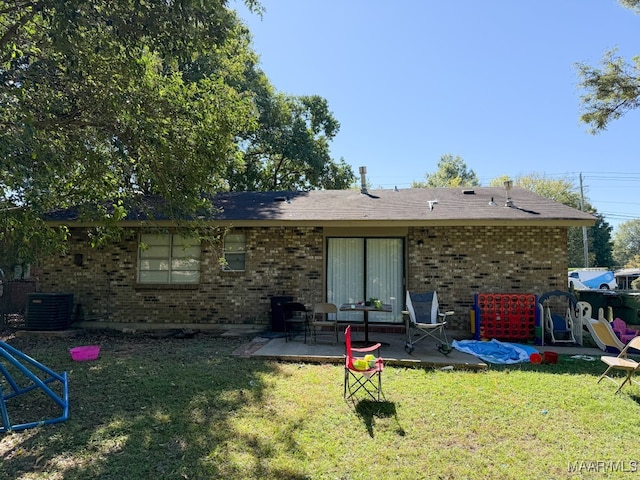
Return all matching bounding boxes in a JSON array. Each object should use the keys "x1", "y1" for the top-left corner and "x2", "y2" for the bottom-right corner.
[{"x1": 568, "y1": 269, "x2": 617, "y2": 290}]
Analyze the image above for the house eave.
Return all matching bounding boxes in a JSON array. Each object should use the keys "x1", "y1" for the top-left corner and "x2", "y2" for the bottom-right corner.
[{"x1": 45, "y1": 218, "x2": 596, "y2": 229}]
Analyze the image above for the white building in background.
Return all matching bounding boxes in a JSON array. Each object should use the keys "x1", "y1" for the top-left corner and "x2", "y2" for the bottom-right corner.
[{"x1": 615, "y1": 268, "x2": 640, "y2": 290}]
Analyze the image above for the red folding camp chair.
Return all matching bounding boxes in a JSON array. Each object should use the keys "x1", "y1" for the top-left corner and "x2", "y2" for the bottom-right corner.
[{"x1": 343, "y1": 325, "x2": 384, "y2": 401}]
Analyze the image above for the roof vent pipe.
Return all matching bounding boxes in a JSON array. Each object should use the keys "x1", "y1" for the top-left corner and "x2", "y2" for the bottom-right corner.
[
  {"x1": 504, "y1": 180, "x2": 514, "y2": 207},
  {"x1": 359, "y1": 166, "x2": 368, "y2": 194}
]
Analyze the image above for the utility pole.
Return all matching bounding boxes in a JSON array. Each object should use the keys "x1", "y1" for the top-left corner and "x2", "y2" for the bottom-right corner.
[{"x1": 580, "y1": 173, "x2": 589, "y2": 267}]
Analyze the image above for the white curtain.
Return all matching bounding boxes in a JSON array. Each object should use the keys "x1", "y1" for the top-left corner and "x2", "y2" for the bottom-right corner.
[
  {"x1": 366, "y1": 238, "x2": 403, "y2": 323},
  {"x1": 327, "y1": 238, "x2": 364, "y2": 317},
  {"x1": 327, "y1": 237, "x2": 403, "y2": 324}
]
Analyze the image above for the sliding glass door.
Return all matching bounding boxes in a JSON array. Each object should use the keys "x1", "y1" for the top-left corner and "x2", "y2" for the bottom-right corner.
[{"x1": 327, "y1": 237, "x2": 404, "y2": 323}]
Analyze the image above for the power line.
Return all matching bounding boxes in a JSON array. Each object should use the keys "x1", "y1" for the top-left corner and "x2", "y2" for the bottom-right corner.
[{"x1": 376, "y1": 171, "x2": 640, "y2": 227}]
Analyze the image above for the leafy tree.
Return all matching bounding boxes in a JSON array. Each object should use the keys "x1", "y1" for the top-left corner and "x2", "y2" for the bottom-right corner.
[
  {"x1": 200, "y1": 37, "x2": 355, "y2": 192},
  {"x1": 624, "y1": 254, "x2": 640, "y2": 269},
  {"x1": 576, "y1": 1, "x2": 640, "y2": 132},
  {"x1": 1, "y1": 1, "x2": 259, "y2": 258},
  {"x1": 413, "y1": 154, "x2": 479, "y2": 187},
  {"x1": 488, "y1": 174, "x2": 581, "y2": 207},
  {"x1": 613, "y1": 219, "x2": 640, "y2": 267},
  {"x1": 514, "y1": 175, "x2": 582, "y2": 207},
  {"x1": 620, "y1": 0, "x2": 640, "y2": 10},
  {"x1": 489, "y1": 174, "x2": 614, "y2": 268},
  {"x1": 568, "y1": 213, "x2": 614, "y2": 268},
  {"x1": 0, "y1": 1, "x2": 353, "y2": 270},
  {"x1": 227, "y1": 89, "x2": 355, "y2": 191},
  {"x1": 589, "y1": 213, "x2": 615, "y2": 267}
]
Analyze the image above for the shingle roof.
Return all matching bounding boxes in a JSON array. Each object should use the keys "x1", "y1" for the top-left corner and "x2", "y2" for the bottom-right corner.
[
  {"x1": 46, "y1": 187, "x2": 596, "y2": 227},
  {"x1": 211, "y1": 187, "x2": 595, "y2": 226}
]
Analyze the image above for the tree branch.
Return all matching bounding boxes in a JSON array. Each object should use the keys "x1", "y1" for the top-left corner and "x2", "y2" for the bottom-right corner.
[{"x1": 0, "y1": 2, "x2": 40, "y2": 54}]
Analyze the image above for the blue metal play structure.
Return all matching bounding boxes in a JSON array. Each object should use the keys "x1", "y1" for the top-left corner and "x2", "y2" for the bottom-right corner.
[{"x1": 0, "y1": 340, "x2": 69, "y2": 433}]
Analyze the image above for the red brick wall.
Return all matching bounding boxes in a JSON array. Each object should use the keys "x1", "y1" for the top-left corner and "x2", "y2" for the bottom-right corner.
[
  {"x1": 38, "y1": 227, "x2": 325, "y2": 326},
  {"x1": 406, "y1": 225, "x2": 567, "y2": 331},
  {"x1": 37, "y1": 224, "x2": 567, "y2": 334}
]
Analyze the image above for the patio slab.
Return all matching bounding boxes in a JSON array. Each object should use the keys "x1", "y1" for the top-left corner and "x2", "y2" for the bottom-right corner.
[{"x1": 237, "y1": 330, "x2": 606, "y2": 370}]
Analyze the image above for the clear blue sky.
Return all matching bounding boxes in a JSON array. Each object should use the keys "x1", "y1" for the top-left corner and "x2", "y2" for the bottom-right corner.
[{"x1": 235, "y1": 1, "x2": 639, "y2": 232}]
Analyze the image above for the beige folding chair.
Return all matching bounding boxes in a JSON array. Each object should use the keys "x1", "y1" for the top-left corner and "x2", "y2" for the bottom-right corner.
[
  {"x1": 310, "y1": 302, "x2": 338, "y2": 344},
  {"x1": 598, "y1": 336, "x2": 640, "y2": 394}
]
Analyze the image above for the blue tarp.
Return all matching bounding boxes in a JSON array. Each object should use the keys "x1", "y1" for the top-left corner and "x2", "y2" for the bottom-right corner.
[{"x1": 452, "y1": 339, "x2": 540, "y2": 364}]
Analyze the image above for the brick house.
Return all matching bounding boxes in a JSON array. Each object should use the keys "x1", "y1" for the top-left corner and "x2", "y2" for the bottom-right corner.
[{"x1": 39, "y1": 186, "x2": 595, "y2": 336}]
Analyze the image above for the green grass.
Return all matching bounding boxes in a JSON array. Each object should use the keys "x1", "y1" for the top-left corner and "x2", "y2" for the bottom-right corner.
[{"x1": 1, "y1": 330, "x2": 640, "y2": 479}]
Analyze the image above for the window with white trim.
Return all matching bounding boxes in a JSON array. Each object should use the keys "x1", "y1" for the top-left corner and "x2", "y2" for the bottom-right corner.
[
  {"x1": 138, "y1": 234, "x2": 201, "y2": 284},
  {"x1": 223, "y1": 233, "x2": 246, "y2": 271}
]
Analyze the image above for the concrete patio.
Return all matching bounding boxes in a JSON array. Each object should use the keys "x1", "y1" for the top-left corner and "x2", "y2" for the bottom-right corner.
[{"x1": 234, "y1": 327, "x2": 605, "y2": 370}]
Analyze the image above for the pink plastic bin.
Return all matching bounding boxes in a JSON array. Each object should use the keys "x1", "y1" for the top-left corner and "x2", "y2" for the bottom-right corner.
[{"x1": 69, "y1": 345, "x2": 100, "y2": 362}]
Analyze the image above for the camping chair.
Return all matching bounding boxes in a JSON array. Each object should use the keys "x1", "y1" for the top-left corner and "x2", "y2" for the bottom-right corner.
[
  {"x1": 403, "y1": 291, "x2": 453, "y2": 355},
  {"x1": 343, "y1": 325, "x2": 384, "y2": 401},
  {"x1": 611, "y1": 318, "x2": 638, "y2": 344},
  {"x1": 283, "y1": 302, "x2": 309, "y2": 343},
  {"x1": 598, "y1": 336, "x2": 640, "y2": 394},
  {"x1": 309, "y1": 302, "x2": 339, "y2": 344}
]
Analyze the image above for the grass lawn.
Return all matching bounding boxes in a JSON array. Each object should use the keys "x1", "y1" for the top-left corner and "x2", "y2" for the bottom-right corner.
[{"x1": 1, "y1": 329, "x2": 640, "y2": 480}]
